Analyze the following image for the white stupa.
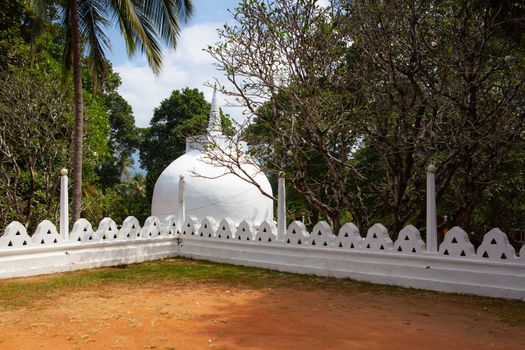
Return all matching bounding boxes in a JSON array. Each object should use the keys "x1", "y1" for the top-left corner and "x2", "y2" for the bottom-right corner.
[{"x1": 151, "y1": 88, "x2": 274, "y2": 225}]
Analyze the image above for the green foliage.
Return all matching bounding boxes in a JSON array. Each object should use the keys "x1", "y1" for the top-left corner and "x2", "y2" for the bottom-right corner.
[
  {"x1": 0, "y1": 0, "x2": 145, "y2": 227},
  {"x1": 140, "y1": 88, "x2": 210, "y2": 200},
  {"x1": 0, "y1": 68, "x2": 73, "y2": 229},
  {"x1": 30, "y1": 0, "x2": 194, "y2": 86},
  {"x1": 0, "y1": 0, "x2": 32, "y2": 73},
  {"x1": 95, "y1": 84, "x2": 141, "y2": 190},
  {"x1": 469, "y1": 141, "x2": 525, "y2": 240},
  {"x1": 29, "y1": 0, "x2": 194, "y2": 221},
  {"x1": 214, "y1": 0, "x2": 525, "y2": 236},
  {"x1": 79, "y1": 76, "x2": 144, "y2": 223},
  {"x1": 116, "y1": 174, "x2": 149, "y2": 221}
]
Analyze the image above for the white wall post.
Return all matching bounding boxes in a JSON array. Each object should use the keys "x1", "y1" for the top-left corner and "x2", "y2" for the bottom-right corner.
[
  {"x1": 178, "y1": 175, "x2": 186, "y2": 233},
  {"x1": 426, "y1": 164, "x2": 438, "y2": 253},
  {"x1": 277, "y1": 173, "x2": 286, "y2": 241},
  {"x1": 59, "y1": 168, "x2": 69, "y2": 241}
]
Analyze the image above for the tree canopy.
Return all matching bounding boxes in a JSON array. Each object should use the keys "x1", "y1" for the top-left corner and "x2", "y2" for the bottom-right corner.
[
  {"x1": 0, "y1": 0, "x2": 144, "y2": 228},
  {"x1": 208, "y1": 0, "x2": 525, "y2": 238},
  {"x1": 29, "y1": 0, "x2": 194, "y2": 221}
]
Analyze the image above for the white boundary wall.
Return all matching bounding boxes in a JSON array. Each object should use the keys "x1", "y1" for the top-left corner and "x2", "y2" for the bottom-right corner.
[
  {"x1": 0, "y1": 215, "x2": 524, "y2": 300},
  {"x1": 0, "y1": 216, "x2": 179, "y2": 279}
]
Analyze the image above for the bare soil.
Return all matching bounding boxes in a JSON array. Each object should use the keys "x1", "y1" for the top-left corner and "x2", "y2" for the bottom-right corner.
[{"x1": 0, "y1": 278, "x2": 523, "y2": 350}]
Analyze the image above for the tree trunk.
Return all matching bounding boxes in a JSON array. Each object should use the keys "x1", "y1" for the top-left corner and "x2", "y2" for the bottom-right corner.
[
  {"x1": 70, "y1": 0, "x2": 84, "y2": 222},
  {"x1": 24, "y1": 163, "x2": 36, "y2": 227}
]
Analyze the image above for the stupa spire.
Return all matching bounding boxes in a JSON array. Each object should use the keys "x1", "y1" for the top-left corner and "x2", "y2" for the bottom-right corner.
[{"x1": 208, "y1": 85, "x2": 222, "y2": 136}]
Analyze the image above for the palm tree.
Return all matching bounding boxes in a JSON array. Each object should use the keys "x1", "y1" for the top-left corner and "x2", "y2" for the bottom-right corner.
[{"x1": 31, "y1": 0, "x2": 194, "y2": 221}]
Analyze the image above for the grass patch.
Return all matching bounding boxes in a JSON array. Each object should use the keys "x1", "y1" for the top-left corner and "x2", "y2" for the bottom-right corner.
[
  {"x1": 0, "y1": 257, "x2": 406, "y2": 308},
  {"x1": 0, "y1": 257, "x2": 524, "y2": 325}
]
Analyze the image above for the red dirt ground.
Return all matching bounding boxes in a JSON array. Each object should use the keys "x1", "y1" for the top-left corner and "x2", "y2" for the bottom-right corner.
[{"x1": 0, "y1": 281, "x2": 523, "y2": 350}]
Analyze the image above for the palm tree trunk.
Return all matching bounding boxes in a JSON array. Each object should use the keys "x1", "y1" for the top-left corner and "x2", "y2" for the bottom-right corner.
[{"x1": 70, "y1": 0, "x2": 84, "y2": 222}]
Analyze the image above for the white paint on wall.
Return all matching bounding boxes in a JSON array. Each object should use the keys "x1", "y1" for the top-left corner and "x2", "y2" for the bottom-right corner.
[
  {"x1": 439, "y1": 226, "x2": 476, "y2": 258},
  {"x1": 151, "y1": 89, "x2": 274, "y2": 226},
  {"x1": 0, "y1": 216, "x2": 524, "y2": 301}
]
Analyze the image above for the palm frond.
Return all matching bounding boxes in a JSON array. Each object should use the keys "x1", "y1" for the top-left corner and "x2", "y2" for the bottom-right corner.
[
  {"x1": 108, "y1": 0, "x2": 193, "y2": 74},
  {"x1": 143, "y1": 0, "x2": 194, "y2": 49},
  {"x1": 78, "y1": 0, "x2": 111, "y2": 88},
  {"x1": 179, "y1": 0, "x2": 194, "y2": 19},
  {"x1": 107, "y1": 0, "x2": 163, "y2": 74},
  {"x1": 31, "y1": 0, "x2": 194, "y2": 79}
]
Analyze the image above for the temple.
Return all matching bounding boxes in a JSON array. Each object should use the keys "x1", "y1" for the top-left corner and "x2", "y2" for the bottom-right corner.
[{"x1": 150, "y1": 87, "x2": 274, "y2": 225}]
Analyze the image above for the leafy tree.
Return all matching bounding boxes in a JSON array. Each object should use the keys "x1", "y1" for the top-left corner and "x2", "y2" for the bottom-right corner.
[
  {"x1": 97, "y1": 82, "x2": 141, "y2": 191},
  {"x1": 208, "y1": 0, "x2": 363, "y2": 231},
  {"x1": 0, "y1": 0, "x2": 32, "y2": 73},
  {"x1": 31, "y1": 0, "x2": 194, "y2": 222},
  {"x1": 117, "y1": 173, "x2": 149, "y2": 222},
  {"x1": 0, "y1": 70, "x2": 72, "y2": 229},
  {"x1": 348, "y1": 0, "x2": 525, "y2": 233},
  {"x1": 209, "y1": 0, "x2": 525, "y2": 237},
  {"x1": 0, "y1": 0, "x2": 146, "y2": 228}
]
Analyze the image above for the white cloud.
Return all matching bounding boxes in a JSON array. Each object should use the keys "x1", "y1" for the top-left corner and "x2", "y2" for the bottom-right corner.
[
  {"x1": 171, "y1": 23, "x2": 218, "y2": 64},
  {"x1": 115, "y1": 22, "x2": 240, "y2": 128}
]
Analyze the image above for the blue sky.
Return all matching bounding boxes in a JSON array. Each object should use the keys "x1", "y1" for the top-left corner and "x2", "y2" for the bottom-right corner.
[{"x1": 106, "y1": 0, "x2": 241, "y2": 128}]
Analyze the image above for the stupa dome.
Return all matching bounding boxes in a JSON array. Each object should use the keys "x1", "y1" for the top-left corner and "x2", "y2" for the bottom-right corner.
[{"x1": 151, "y1": 88, "x2": 273, "y2": 225}]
